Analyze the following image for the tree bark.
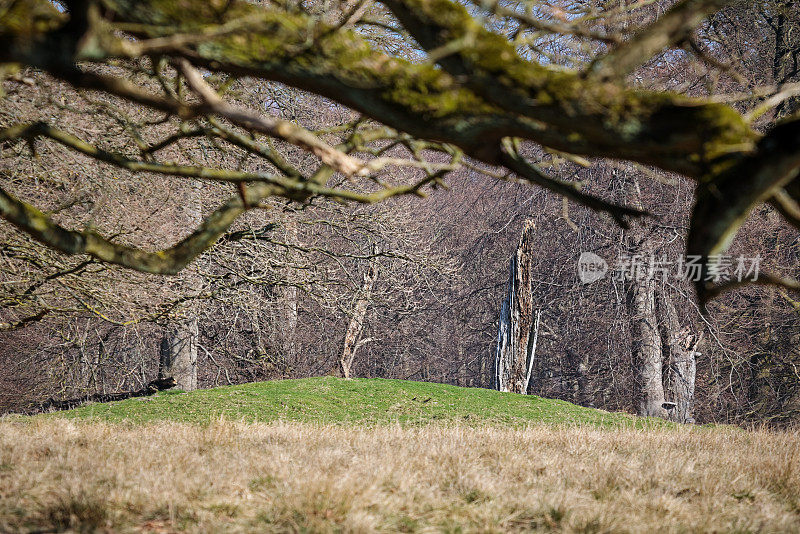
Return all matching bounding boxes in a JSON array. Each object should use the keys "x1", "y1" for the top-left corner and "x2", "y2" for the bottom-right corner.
[
  {"x1": 339, "y1": 247, "x2": 379, "y2": 379},
  {"x1": 159, "y1": 317, "x2": 198, "y2": 391},
  {"x1": 494, "y1": 221, "x2": 541, "y2": 394},
  {"x1": 159, "y1": 189, "x2": 202, "y2": 391},
  {"x1": 657, "y1": 290, "x2": 699, "y2": 423},
  {"x1": 629, "y1": 275, "x2": 666, "y2": 417},
  {"x1": 621, "y1": 175, "x2": 667, "y2": 418}
]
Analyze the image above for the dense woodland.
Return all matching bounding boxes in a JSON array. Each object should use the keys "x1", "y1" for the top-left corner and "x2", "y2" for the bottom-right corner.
[{"x1": 1, "y1": 0, "x2": 799, "y2": 426}]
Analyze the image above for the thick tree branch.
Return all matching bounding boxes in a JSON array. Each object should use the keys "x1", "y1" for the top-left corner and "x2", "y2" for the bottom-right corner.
[
  {"x1": 379, "y1": 0, "x2": 754, "y2": 176},
  {"x1": 1, "y1": 0, "x2": 759, "y2": 178},
  {"x1": 0, "y1": 181, "x2": 272, "y2": 274},
  {"x1": 689, "y1": 119, "x2": 800, "y2": 302}
]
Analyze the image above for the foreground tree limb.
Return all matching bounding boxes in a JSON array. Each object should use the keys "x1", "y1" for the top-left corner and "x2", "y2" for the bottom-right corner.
[
  {"x1": 1, "y1": 0, "x2": 756, "y2": 175},
  {"x1": 689, "y1": 119, "x2": 800, "y2": 302},
  {"x1": 1, "y1": 0, "x2": 798, "y2": 303},
  {"x1": 0, "y1": 182, "x2": 261, "y2": 274}
]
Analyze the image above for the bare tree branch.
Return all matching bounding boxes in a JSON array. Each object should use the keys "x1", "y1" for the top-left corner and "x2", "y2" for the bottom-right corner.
[{"x1": 588, "y1": 0, "x2": 734, "y2": 81}]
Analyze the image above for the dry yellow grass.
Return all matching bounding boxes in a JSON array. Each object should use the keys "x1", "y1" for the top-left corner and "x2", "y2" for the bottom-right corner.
[{"x1": 0, "y1": 420, "x2": 798, "y2": 533}]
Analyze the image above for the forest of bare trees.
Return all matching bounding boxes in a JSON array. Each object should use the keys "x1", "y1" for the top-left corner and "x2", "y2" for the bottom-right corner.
[{"x1": 1, "y1": 0, "x2": 799, "y2": 426}]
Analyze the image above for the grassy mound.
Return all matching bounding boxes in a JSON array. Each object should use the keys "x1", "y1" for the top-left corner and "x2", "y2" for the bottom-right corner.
[{"x1": 38, "y1": 376, "x2": 669, "y2": 428}]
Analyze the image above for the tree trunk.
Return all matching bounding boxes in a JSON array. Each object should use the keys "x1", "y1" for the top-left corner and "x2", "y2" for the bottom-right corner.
[
  {"x1": 494, "y1": 221, "x2": 541, "y2": 394},
  {"x1": 281, "y1": 219, "x2": 299, "y2": 361},
  {"x1": 566, "y1": 348, "x2": 592, "y2": 407},
  {"x1": 159, "y1": 189, "x2": 201, "y2": 391},
  {"x1": 657, "y1": 290, "x2": 699, "y2": 423},
  {"x1": 629, "y1": 275, "x2": 665, "y2": 417},
  {"x1": 339, "y1": 247, "x2": 379, "y2": 379},
  {"x1": 458, "y1": 345, "x2": 467, "y2": 386},
  {"x1": 748, "y1": 323, "x2": 777, "y2": 418},
  {"x1": 772, "y1": 4, "x2": 800, "y2": 118},
  {"x1": 621, "y1": 175, "x2": 666, "y2": 418},
  {"x1": 159, "y1": 317, "x2": 198, "y2": 391},
  {"x1": 478, "y1": 345, "x2": 487, "y2": 388}
]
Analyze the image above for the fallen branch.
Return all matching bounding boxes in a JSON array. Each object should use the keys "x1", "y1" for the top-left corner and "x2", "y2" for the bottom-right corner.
[{"x1": 35, "y1": 377, "x2": 177, "y2": 413}]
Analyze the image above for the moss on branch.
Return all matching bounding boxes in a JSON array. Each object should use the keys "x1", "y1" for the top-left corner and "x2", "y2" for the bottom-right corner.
[
  {"x1": 87, "y1": 0, "x2": 756, "y2": 176},
  {"x1": 0, "y1": 181, "x2": 269, "y2": 274},
  {"x1": 3, "y1": 0, "x2": 797, "y2": 292},
  {"x1": 0, "y1": 0, "x2": 759, "y2": 175}
]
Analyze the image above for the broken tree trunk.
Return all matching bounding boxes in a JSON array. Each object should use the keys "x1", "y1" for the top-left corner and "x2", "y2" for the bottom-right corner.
[
  {"x1": 493, "y1": 221, "x2": 541, "y2": 394},
  {"x1": 657, "y1": 290, "x2": 700, "y2": 423},
  {"x1": 37, "y1": 377, "x2": 177, "y2": 413},
  {"x1": 340, "y1": 246, "x2": 380, "y2": 379}
]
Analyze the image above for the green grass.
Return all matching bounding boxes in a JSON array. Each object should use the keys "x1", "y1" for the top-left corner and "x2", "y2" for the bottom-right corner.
[{"x1": 30, "y1": 377, "x2": 672, "y2": 428}]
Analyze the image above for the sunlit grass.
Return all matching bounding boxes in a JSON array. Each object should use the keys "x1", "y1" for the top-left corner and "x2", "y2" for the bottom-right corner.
[
  {"x1": 3, "y1": 379, "x2": 785, "y2": 532},
  {"x1": 0, "y1": 419, "x2": 797, "y2": 532},
  {"x1": 32, "y1": 376, "x2": 671, "y2": 428}
]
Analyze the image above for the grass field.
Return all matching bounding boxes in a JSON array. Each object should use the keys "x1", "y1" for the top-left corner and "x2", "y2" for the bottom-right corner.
[
  {"x1": 33, "y1": 376, "x2": 670, "y2": 428},
  {"x1": 1, "y1": 378, "x2": 798, "y2": 533}
]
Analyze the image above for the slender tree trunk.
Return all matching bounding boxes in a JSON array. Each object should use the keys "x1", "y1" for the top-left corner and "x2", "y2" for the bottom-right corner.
[
  {"x1": 772, "y1": 5, "x2": 800, "y2": 118},
  {"x1": 478, "y1": 345, "x2": 487, "y2": 388},
  {"x1": 567, "y1": 348, "x2": 592, "y2": 406},
  {"x1": 281, "y1": 219, "x2": 299, "y2": 361},
  {"x1": 493, "y1": 221, "x2": 540, "y2": 394},
  {"x1": 458, "y1": 345, "x2": 467, "y2": 386},
  {"x1": 282, "y1": 285, "x2": 298, "y2": 357},
  {"x1": 339, "y1": 247, "x2": 379, "y2": 379},
  {"x1": 748, "y1": 324, "x2": 776, "y2": 418},
  {"x1": 657, "y1": 290, "x2": 699, "y2": 423}
]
